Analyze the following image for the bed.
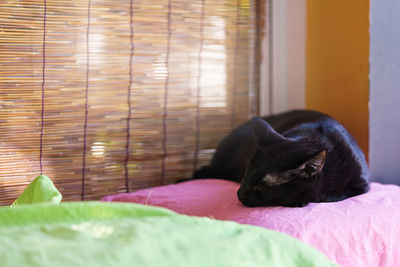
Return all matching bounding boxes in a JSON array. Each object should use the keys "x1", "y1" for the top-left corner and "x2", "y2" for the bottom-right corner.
[
  {"x1": 103, "y1": 179, "x2": 400, "y2": 267},
  {"x1": 0, "y1": 176, "x2": 337, "y2": 267}
]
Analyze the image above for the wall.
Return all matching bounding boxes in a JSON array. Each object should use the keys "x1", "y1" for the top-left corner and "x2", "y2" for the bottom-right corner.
[
  {"x1": 259, "y1": 0, "x2": 306, "y2": 116},
  {"x1": 306, "y1": 0, "x2": 369, "y2": 156},
  {"x1": 370, "y1": 0, "x2": 400, "y2": 184},
  {"x1": 287, "y1": 0, "x2": 306, "y2": 110}
]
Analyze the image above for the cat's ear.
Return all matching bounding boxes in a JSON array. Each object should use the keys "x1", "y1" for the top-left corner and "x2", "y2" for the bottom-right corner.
[
  {"x1": 298, "y1": 150, "x2": 327, "y2": 177},
  {"x1": 251, "y1": 117, "x2": 283, "y2": 146}
]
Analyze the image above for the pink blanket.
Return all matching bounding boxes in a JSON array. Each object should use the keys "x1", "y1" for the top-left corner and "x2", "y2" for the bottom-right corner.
[{"x1": 103, "y1": 180, "x2": 400, "y2": 266}]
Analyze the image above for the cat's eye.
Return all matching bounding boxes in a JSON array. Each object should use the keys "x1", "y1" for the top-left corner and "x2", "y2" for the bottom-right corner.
[
  {"x1": 298, "y1": 163, "x2": 306, "y2": 170},
  {"x1": 263, "y1": 173, "x2": 291, "y2": 186}
]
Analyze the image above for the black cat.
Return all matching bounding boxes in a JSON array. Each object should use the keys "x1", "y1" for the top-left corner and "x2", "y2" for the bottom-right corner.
[{"x1": 194, "y1": 110, "x2": 370, "y2": 207}]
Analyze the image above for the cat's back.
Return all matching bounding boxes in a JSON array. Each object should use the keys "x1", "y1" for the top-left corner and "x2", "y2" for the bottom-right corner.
[
  {"x1": 261, "y1": 110, "x2": 331, "y2": 134},
  {"x1": 265, "y1": 110, "x2": 359, "y2": 155},
  {"x1": 274, "y1": 110, "x2": 369, "y2": 187},
  {"x1": 264, "y1": 110, "x2": 367, "y2": 170}
]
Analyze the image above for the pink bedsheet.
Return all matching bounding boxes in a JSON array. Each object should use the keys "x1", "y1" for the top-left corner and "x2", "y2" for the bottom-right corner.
[{"x1": 103, "y1": 180, "x2": 400, "y2": 267}]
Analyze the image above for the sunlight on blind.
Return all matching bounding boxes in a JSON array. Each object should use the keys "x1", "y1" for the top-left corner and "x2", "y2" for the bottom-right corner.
[
  {"x1": 0, "y1": 0, "x2": 263, "y2": 204},
  {"x1": 197, "y1": 16, "x2": 227, "y2": 108}
]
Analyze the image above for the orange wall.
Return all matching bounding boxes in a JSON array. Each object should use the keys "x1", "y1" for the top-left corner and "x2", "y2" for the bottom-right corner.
[{"x1": 306, "y1": 0, "x2": 369, "y2": 157}]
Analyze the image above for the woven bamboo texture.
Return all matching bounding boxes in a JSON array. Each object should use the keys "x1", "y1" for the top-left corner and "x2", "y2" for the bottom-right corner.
[{"x1": 0, "y1": 0, "x2": 264, "y2": 205}]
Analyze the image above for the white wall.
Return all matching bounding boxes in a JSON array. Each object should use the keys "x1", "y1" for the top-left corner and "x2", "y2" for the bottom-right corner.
[
  {"x1": 370, "y1": 0, "x2": 400, "y2": 184},
  {"x1": 259, "y1": 0, "x2": 306, "y2": 116},
  {"x1": 287, "y1": 0, "x2": 306, "y2": 111}
]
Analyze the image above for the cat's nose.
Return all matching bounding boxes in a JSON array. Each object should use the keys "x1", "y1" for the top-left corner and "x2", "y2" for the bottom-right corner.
[
  {"x1": 238, "y1": 183, "x2": 252, "y2": 195},
  {"x1": 237, "y1": 193, "x2": 248, "y2": 203},
  {"x1": 237, "y1": 187, "x2": 250, "y2": 202}
]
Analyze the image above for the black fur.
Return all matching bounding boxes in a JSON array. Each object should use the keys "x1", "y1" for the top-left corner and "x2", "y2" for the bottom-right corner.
[{"x1": 194, "y1": 110, "x2": 370, "y2": 207}]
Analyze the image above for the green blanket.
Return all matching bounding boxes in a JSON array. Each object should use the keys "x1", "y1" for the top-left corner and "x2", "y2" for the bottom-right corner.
[
  {"x1": 0, "y1": 202, "x2": 337, "y2": 267},
  {"x1": 0, "y1": 176, "x2": 337, "y2": 266}
]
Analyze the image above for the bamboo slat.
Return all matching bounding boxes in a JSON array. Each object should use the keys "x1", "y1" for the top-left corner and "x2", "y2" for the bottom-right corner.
[{"x1": 0, "y1": 0, "x2": 263, "y2": 205}]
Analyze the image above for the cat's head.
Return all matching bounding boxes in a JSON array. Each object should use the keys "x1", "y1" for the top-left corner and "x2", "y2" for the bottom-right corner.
[{"x1": 237, "y1": 117, "x2": 328, "y2": 207}]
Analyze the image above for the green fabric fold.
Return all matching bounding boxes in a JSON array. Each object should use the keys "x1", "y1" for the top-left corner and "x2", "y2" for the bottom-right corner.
[
  {"x1": 0, "y1": 202, "x2": 338, "y2": 267},
  {"x1": 11, "y1": 175, "x2": 62, "y2": 206}
]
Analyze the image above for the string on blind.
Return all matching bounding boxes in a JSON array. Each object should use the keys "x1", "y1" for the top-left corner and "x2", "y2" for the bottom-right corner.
[
  {"x1": 160, "y1": 0, "x2": 172, "y2": 185},
  {"x1": 124, "y1": 0, "x2": 135, "y2": 193},
  {"x1": 0, "y1": 0, "x2": 263, "y2": 205},
  {"x1": 81, "y1": 0, "x2": 92, "y2": 200},
  {"x1": 231, "y1": 0, "x2": 241, "y2": 129},
  {"x1": 39, "y1": 0, "x2": 47, "y2": 175},
  {"x1": 192, "y1": 0, "x2": 206, "y2": 173}
]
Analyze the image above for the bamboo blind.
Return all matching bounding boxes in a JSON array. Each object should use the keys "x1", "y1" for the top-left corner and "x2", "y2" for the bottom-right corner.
[{"x1": 0, "y1": 0, "x2": 263, "y2": 205}]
